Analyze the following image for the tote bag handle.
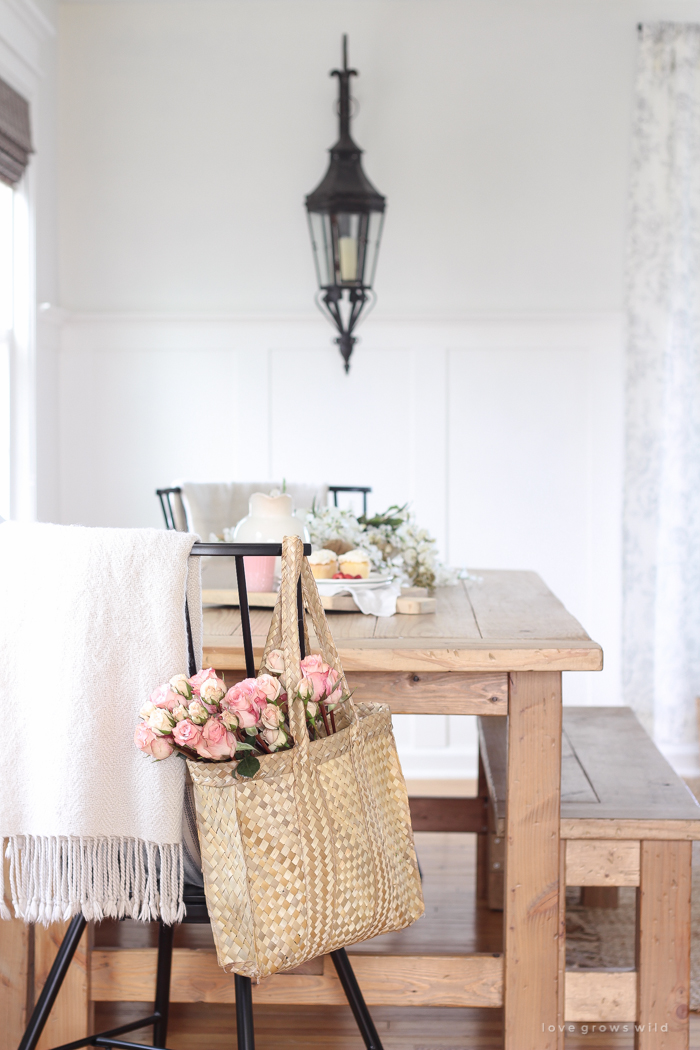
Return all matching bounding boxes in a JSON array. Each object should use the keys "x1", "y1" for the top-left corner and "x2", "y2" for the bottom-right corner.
[{"x1": 261, "y1": 535, "x2": 355, "y2": 747}]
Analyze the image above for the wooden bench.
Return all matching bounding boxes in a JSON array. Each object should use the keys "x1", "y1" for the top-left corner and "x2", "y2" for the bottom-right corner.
[{"x1": 478, "y1": 706, "x2": 700, "y2": 1043}]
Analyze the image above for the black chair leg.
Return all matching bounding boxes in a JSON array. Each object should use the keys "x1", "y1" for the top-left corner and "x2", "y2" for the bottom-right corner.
[
  {"x1": 18, "y1": 914, "x2": 87, "y2": 1050},
  {"x1": 331, "y1": 949, "x2": 384, "y2": 1050},
  {"x1": 234, "y1": 974, "x2": 255, "y2": 1050},
  {"x1": 152, "y1": 920, "x2": 174, "y2": 1047}
]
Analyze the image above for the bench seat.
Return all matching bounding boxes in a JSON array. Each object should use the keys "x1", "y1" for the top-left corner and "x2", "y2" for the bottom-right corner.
[{"x1": 478, "y1": 705, "x2": 700, "y2": 1039}]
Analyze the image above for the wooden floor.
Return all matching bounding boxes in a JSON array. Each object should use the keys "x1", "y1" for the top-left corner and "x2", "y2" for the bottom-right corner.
[{"x1": 94, "y1": 832, "x2": 700, "y2": 1049}]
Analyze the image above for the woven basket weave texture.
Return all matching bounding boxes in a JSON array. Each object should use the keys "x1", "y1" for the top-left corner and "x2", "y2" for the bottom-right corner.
[{"x1": 188, "y1": 536, "x2": 424, "y2": 979}]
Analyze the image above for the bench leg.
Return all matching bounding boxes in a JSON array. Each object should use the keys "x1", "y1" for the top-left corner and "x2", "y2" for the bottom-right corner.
[
  {"x1": 635, "y1": 841, "x2": 691, "y2": 1050},
  {"x1": 503, "y1": 671, "x2": 562, "y2": 1050},
  {"x1": 476, "y1": 751, "x2": 489, "y2": 902}
]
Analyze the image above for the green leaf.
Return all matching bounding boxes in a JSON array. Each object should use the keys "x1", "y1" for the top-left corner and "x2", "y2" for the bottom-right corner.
[
  {"x1": 234, "y1": 742, "x2": 256, "y2": 751},
  {"x1": 235, "y1": 754, "x2": 261, "y2": 779},
  {"x1": 245, "y1": 726, "x2": 258, "y2": 736}
]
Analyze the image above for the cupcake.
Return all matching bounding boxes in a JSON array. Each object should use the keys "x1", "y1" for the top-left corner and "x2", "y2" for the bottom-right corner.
[
  {"x1": 338, "y1": 549, "x2": 371, "y2": 579},
  {"x1": 308, "y1": 548, "x2": 340, "y2": 579}
]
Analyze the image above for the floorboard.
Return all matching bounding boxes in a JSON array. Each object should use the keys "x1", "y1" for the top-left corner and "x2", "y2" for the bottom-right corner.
[{"x1": 93, "y1": 833, "x2": 700, "y2": 1048}]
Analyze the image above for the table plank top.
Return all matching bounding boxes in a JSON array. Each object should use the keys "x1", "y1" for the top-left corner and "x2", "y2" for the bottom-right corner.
[{"x1": 203, "y1": 569, "x2": 602, "y2": 673}]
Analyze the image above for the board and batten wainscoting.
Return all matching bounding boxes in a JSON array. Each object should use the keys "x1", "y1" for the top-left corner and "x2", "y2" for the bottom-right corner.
[{"x1": 54, "y1": 309, "x2": 626, "y2": 779}]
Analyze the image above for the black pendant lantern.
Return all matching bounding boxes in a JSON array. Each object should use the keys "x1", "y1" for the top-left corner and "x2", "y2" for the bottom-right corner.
[{"x1": 305, "y1": 36, "x2": 386, "y2": 372}]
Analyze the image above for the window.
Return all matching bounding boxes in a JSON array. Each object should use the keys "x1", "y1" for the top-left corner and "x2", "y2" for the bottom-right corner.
[{"x1": 0, "y1": 179, "x2": 12, "y2": 520}]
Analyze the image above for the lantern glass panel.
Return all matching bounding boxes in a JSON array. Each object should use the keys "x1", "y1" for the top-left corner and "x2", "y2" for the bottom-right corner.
[
  {"x1": 308, "y1": 211, "x2": 334, "y2": 289},
  {"x1": 308, "y1": 209, "x2": 384, "y2": 289},
  {"x1": 363, "y1": 210, "x2": 385, "y2": 288}
]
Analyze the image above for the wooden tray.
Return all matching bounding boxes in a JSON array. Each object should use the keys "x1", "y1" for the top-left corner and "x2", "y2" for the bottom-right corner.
[{"x1": 201, "y1": 586, "x2": 436, "y2": 615}]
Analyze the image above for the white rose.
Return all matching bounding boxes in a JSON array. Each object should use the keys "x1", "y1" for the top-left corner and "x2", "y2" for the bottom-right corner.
[
  {"x1": 297, "y1": 678, "x2": 314, "y2": 702},
  {"x1": 262, "y1": 727, "x2": 287, "y2": 749},
  {"x1": 265, "y1": 649, "x2": 285, "y2": 675},
  {"x1": 261, "y1": 704, "x2": 281, "y2": 729},
  {"x1": 306, "y1": 701, "x2": 318, "y2": 719},
  {"x1": 169, "y1": 674, "x2": 192, "y2": 699},
  {"x1": 148, "y1": 708, "x2": 175, "y2": 735},
  {"x1": 188, "y1": 700, "x2": 208, "y2": 725},
  {"x1": 172, "y1": 704, "x2": 189, "y2": 722},
  {"x1": 140, "y1": 700, "x2": 156, "y2": 720},
  {"x1": 200, "y1": 677, "x2": 225, "y2": 704}
]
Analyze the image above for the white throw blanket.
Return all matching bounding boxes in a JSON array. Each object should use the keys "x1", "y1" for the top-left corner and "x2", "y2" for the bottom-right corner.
[{"x1": 0, "y1": 522, "x2": 202, "y2": 924}]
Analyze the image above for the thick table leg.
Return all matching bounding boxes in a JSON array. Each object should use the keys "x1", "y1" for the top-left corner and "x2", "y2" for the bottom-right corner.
[
  {"x1": 635, "y1": 841, "x2": 691, "y2": 1050},
  {"x1": 504, "y1": 671, "x2": 562, "y2": 1050}
]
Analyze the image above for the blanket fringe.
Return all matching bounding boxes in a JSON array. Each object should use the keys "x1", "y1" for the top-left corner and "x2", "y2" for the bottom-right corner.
[
  {"x1": 3, "y1": 836, "x2": 184, "y2": 925},
  {"x1": 0, "y1": 838, "x2": 10, "y2": 919}
]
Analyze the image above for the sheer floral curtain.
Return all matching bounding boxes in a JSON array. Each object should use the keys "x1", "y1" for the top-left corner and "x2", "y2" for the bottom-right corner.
[{"x1": 624, "y1": 23, "x2": 700, "y2": 772}]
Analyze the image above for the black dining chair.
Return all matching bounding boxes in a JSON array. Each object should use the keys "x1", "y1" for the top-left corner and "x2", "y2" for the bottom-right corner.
[
  {"x1": 18, "y1": 543, "x2": 383, "y2": 1050},
  {"x1": 156, "y1": 485, "x2": 372, "y2": 532}
]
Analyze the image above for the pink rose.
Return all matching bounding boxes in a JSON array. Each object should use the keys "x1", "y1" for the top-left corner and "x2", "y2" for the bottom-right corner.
[
  {"x1": 134, "y1": 723, "x2": 174, "y2": 760},
  {"x1": 265, "y1": 649, "x2": 285, "y2": 674},
  {"x1": 173, "y1": 718, "x2": 203, "y2": 751},
  {"x1": 300, "y1": 654, "x2": 326, "y2": 675},
  {"x1": 300, "y1": 655, "x2": 332, "y2": 702},
  {"x1": 135, "y1": 723, "x2": 156, "y2": 754},
  {"x1": 189, "y1": 667, "x2": 219, "y2": 695},
  {"x1": 256, "y1": 674, "x2": 281, "y2": 702},
  {"x1": 223, "y1": 679, "x2": 266, "y2": 728},
  {"x1": 197, "y1": 717, "x2": 236, "y2": 760},
  {"x1": 149, "y1": 683, "x2": 181, "y2": 712}
]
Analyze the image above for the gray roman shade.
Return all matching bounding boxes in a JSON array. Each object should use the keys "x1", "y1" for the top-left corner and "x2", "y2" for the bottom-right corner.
[{"x1": 0, "y1": 77, "x2": 32, "y2": 186}]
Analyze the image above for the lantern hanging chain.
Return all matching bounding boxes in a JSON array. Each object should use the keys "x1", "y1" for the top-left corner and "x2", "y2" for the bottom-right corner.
[{"x1": 331, "y1": 34, "x2": 358, "y2": 144}]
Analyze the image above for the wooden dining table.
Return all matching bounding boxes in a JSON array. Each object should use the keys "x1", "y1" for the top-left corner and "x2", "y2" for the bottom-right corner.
[
  {"x1": 1, "y1": 569, "x2": 602, "y2": 1050},
  {"x1": 203, "y1": 568, "x2": 603, "y2": 1050}
]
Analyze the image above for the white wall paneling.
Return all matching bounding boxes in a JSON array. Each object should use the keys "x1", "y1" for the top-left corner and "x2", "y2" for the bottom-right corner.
[{"x1": 58, "y1": 310, "x2": 625, "y2": 778}]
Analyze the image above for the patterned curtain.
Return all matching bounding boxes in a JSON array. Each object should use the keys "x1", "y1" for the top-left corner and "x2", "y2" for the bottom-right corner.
[{"x1": 624, "y1": 23, "x2": 700, "y2": 772}]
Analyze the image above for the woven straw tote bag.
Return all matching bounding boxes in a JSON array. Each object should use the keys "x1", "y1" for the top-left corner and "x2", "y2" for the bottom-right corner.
[{"x1": 187, "y1": 535, "x2": 424, "y2": 980}]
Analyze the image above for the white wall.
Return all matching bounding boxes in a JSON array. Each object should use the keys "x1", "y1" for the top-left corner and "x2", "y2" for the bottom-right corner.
[{"x1": 52, "y1": 0, "x2": 700, "y2": 775}]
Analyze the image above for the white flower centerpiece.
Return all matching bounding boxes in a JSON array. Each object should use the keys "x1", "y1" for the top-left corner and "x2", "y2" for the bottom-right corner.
[{"x1": 306, "y1": 502, "x2": 468, "y2": 590}]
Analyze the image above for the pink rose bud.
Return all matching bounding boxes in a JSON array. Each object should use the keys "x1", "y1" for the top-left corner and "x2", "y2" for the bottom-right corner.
[
  {"x1": 188, "y1": 700, "x2": 209, "y2": 725},
  {"x1": 221, "y1": 709, "x2": 239, "y2": 732},
  {"x1": 173, "y1": 718, "x2": 203, "y2": 750},
  {"x1": 261, "y1": 704, "x2": 281, "y2": 729},
  {"x1": 200, "y1": 675, "x2": 226, "y2": 705},
  {"x1": 172, "y1": 704, "x2": 189, "y2": 722},
  {"x1": 265, "y1": 649, "x2": 285, "y2": 674},
  {"x1": 169, "y1": 674, "x2": 192, "y2": 699},
  {"x1": 297, "y1": 678, "x2": 314, "y2": 702},
  {"x1": 256, "y1": 674, "x2": 281, "y2": 702},
  {"x1": 148, "y1": 708, "x2": 175, "y2": 735}
]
